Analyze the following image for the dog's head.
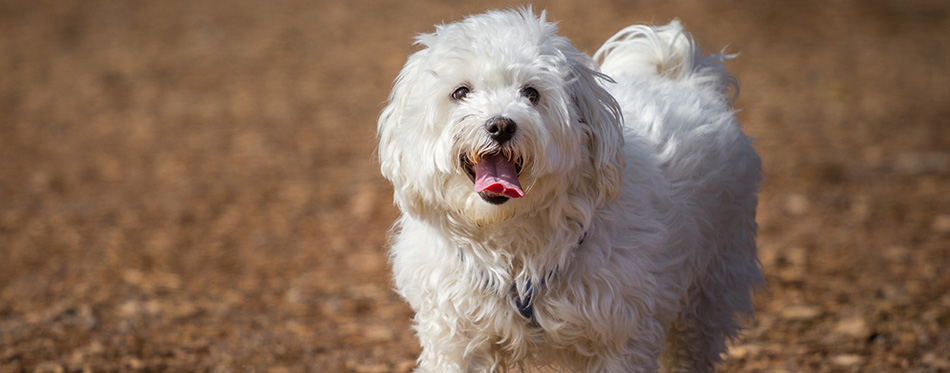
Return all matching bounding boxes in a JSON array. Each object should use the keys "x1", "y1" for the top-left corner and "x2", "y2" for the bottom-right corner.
[{"x1": 378, "y1": 8, "x2": 623, "y2": 226}]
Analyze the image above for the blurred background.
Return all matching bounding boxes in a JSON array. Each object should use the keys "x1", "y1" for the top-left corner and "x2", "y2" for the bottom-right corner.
[{"x1": 0, "y1": 0, "x2": 947, "y2": 371}]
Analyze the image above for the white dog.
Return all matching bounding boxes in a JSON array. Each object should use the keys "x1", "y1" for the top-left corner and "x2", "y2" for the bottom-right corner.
[{"x1": 377, "y1": 8, "x2": 763, "y2": 372}]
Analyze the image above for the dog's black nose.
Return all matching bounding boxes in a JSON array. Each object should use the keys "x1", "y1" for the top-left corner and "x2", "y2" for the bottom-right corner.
[{"x1": 486, "y1": 117, "x2": 517, "y2": 144}]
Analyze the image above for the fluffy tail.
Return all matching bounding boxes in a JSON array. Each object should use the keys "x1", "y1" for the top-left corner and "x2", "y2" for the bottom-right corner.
[{"x1": 594, "y1": 20, "x2": 737, "y2": 100}]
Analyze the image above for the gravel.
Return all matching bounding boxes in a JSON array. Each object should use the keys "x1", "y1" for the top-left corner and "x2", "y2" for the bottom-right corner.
[{"x1": 1, "y1": 0, "x2": 947, "y2": 371}]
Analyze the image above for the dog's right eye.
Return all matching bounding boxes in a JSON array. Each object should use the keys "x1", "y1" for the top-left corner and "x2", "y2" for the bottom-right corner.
[{"x1": 451, "y1": 86, "x2": 471, "y2": 101}]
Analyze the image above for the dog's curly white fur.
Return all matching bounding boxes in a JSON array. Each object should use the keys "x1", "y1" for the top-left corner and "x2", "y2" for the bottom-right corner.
[{"x1": 378, "y1": 8, "x2": 763, "y2": 372}]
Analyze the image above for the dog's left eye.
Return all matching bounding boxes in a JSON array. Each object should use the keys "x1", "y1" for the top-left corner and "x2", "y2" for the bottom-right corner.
[
  {"x1": 451, "y1": 86, "x2": 471, "y2": 101},
  {"x1": 521, "y1": 87, "x2": 540, "y2": 105}
]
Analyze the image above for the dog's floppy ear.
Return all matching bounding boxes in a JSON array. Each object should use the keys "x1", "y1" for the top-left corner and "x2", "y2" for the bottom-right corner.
[
  {"x1": 377, "y1": 51, "x2": 427, "y2": 210},
  {"x1": 568, "y1": 57, "x2": 625, "y2": 205}
]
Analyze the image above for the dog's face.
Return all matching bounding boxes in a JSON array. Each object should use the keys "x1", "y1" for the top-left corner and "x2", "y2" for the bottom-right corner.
[{"x1": 379, "y1": 9, "x2": 624, "y2": 227}]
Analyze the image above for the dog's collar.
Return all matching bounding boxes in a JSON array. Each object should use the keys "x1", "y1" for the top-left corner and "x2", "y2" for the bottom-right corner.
[{"x1": 509, "y1": 226, "x2": 587, "y2": 326}]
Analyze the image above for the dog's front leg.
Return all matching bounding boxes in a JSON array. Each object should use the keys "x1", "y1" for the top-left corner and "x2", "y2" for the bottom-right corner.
[{"x1": 413, "y1": 310, "x2": 497, "y2": 373}]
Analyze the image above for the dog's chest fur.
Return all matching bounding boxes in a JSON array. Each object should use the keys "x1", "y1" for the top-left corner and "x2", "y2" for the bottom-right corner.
[
  {"x1": 459, "y1": 226, "x2": 587, "y2": 325},
  {"x1": 393, "y1": 201, "x2": 677, "y2": 366}
]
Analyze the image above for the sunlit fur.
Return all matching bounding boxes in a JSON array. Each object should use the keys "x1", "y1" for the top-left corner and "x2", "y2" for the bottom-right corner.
[{"x1": 378, "y1": 8, "x2": 763, "y2": 372}]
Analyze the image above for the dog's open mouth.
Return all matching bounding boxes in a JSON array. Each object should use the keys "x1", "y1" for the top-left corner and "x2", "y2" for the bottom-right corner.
[{"x1": 461, "y1": 152, "x2": 524, "y2": 204}]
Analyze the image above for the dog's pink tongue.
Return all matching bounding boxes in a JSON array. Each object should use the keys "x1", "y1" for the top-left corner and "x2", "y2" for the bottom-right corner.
[{"x1": 473, "y1": 154, "x2": 524, "y2": 198}]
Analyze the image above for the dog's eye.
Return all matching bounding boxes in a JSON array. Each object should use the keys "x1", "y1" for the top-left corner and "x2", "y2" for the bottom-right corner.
[
  {"x1": 451, "y1": 86, "x2": 471, "y2": 101},
  {"x1": 521, "y1": 87, "x2": 540, "y2": 105}
]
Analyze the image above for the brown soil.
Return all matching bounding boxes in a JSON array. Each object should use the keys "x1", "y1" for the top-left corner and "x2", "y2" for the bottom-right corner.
[{"x1": 1, "y1": 0, "x2": 948, "y2": 371}]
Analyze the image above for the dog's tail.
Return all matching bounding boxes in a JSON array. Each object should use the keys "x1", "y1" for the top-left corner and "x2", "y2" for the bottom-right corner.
[{"x1": 594, "y1": 20, "x2": 737, "y2": 100}]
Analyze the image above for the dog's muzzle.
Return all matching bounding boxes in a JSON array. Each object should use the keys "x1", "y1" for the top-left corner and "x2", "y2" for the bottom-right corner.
[{"x1": 460, "y1": 117, "x2": 525, "y2": 204}]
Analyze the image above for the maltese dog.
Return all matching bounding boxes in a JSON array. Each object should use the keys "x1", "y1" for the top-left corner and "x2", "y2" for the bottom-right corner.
[{"x1": 377, "y1": 8, "x2": 762, "y2": 372}]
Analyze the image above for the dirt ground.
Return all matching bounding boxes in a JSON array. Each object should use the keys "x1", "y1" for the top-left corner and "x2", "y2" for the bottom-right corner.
[{"x1": 1, "y1": 0, "x2": 948, "y2": 371}]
